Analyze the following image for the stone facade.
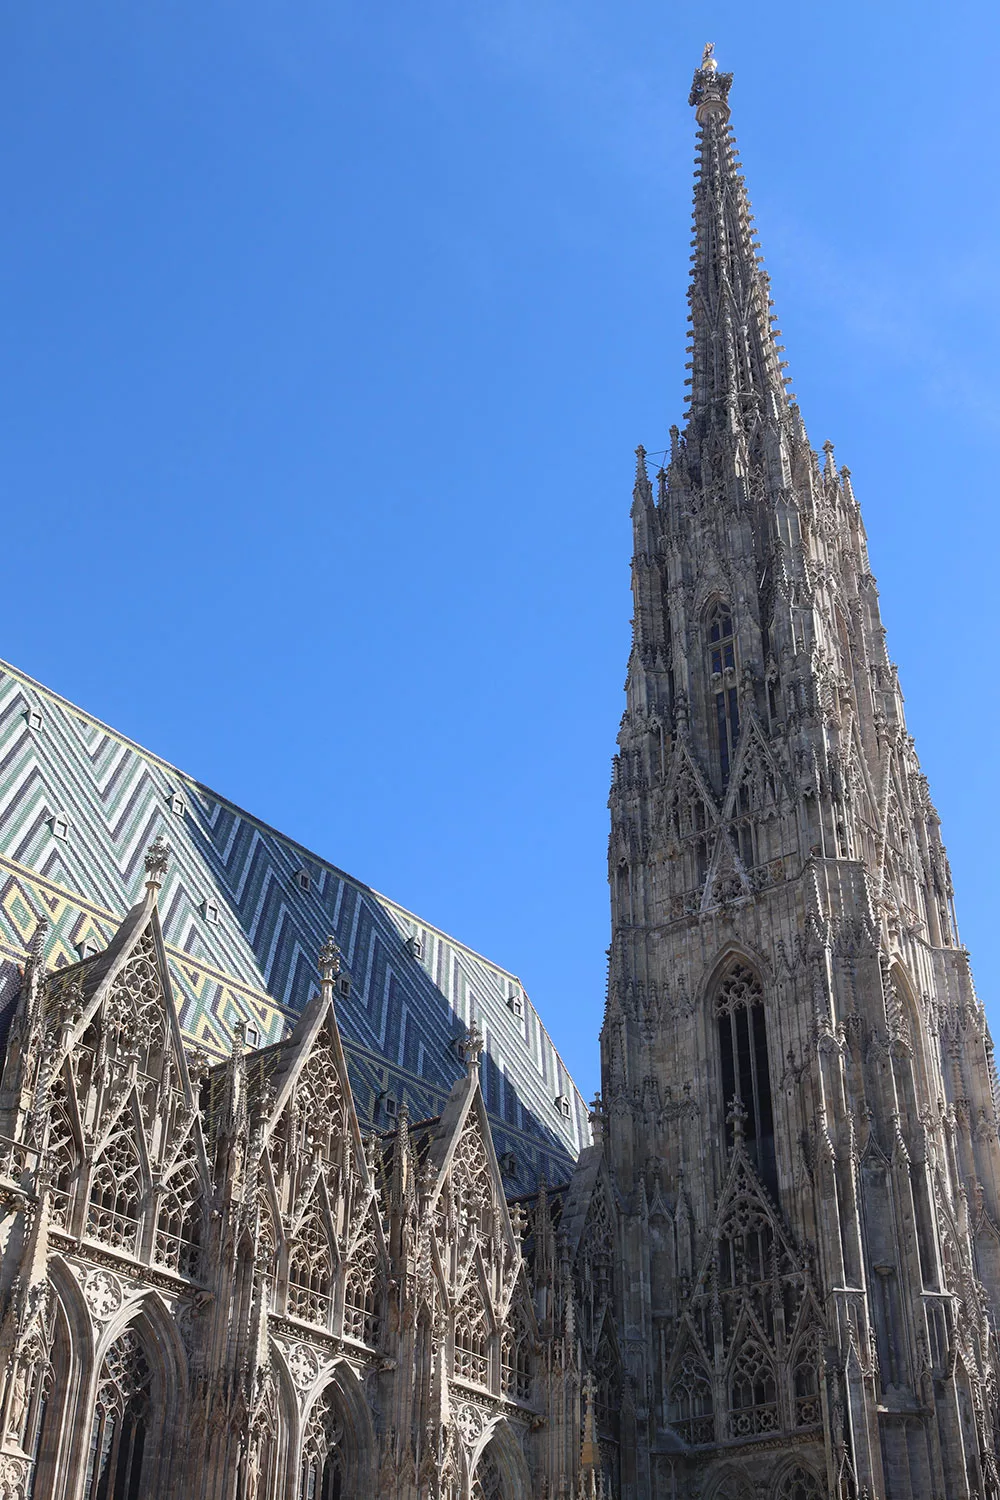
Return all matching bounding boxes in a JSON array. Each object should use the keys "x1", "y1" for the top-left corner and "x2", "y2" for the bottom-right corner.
[
  {"x1": 0, "y1": 836, "x2": 614, "y2": 1499},
  {"x1": 602, "y1": 44, "x2": 1000, "y2": 1500},
  {"x1": 0, "y1": 40, "x2": 996, "y2": 1500}
]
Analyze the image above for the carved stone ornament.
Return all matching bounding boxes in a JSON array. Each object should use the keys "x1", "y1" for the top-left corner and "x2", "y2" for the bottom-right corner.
[
  {"x1": 285, "y1": 1341, "x2": 321, "y2": 1390},
  {"x1": 83, "y1": 1268, "x2": 124, "y2": 1322},
  {"x1": 0, "y1": 1454, "x2": 30, "y2": 1493},
  {"x1": 455, "y1": 1402, "x2": 485, "y2": 1449}
]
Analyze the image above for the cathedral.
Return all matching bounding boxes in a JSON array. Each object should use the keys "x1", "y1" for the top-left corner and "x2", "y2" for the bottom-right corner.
[{"x1": 0, "y1": 42, "x2": 997, "y2": 1500}]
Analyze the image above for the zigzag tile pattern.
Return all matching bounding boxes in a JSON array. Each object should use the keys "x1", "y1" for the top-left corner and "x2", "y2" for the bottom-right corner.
[{"x1": 0, "y1": 661, "x2": 587, "y2": 1188}]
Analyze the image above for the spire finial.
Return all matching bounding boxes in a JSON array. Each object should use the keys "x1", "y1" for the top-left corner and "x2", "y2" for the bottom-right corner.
[
  {"x1": 727, "y1": 1094, "x2": 747, "y2": 1143},
  {"x1": 144, "y1": 834, "x2": 170, "y2": 899},
  {"x1": 463, "y1": 1022, "x2": 484, "y2": 1073},
  {"x1": 580, "y1": 1371, "x2": 601, "y2": 1481},
  {"x1": 319, "y1": 936, "x2": 342, "y2": 998},
  {"x1": 689, "y1": 43, "x2": 733, "y2": 121}
]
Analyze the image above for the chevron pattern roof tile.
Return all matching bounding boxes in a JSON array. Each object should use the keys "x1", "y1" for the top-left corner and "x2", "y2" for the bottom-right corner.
[{"x1": 0, "y1": 661, "x2": 587, "y2": 1188}]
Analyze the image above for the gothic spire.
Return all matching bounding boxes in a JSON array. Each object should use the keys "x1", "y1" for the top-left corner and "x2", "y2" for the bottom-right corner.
[{"x1": 685, "y1": 44, "x2": 791, "y2": 438}]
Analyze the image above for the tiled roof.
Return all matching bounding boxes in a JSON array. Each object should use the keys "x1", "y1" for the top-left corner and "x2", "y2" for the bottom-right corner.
[{"x1": 0, "y1": 660, "x2": 588, "y2": 1188}]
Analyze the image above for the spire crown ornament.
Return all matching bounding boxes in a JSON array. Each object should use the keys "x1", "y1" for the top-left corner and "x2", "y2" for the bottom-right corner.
[
  {"x1": 143, "y1": 835, "x2": 170, "y2": 898},
  {"x1": 463, "y1": 1023, "x2": 484, "y2": 1073},
  {"x1": 689, "y1": 42, "x2": 734, "y2": 121}
]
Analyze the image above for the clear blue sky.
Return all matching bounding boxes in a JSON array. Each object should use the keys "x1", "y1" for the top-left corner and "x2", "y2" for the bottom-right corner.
[{"x1": 2, "y1": 2, "x2": 998, "y2": 1101}]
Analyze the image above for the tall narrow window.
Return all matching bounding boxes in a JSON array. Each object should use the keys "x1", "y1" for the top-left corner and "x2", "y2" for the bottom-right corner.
[
  {"x1": 153, "y1": 1160, "x2": 203, "y2": 1279},
  {"x1": 707, "y1": 604, "x2": 740, "y2": 785},
  {"x1": 87, "y1": 1135, "x2": 142, "y2": 1254},
  {"x1": 343, "y1": 1225, "x2": 381, "y2": 1346},
  {"x1": 454, "y1": 1283, "x2": 489, "y2": 1385},
  {"x1": 84, "y1": 1329, "x2": 151, "y2": 1500},
  {"x1": 715, "y1": 962, "x2": 776, "y2": 1194},
  {"x1": 300, "y1": 1387, "x2": 343, "y2": 1500},
  {"x1": 472, "y1": 1445, "x2": 504, "y2": 1500},
  {"x1": 288, "y1": 1207, "x2": 334, "y2": 1327}
]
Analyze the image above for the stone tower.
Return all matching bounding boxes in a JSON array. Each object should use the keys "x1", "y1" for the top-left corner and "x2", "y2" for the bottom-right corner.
[{"x1": 603, "y1": 44, "x2": 1000, "y2": 1500}]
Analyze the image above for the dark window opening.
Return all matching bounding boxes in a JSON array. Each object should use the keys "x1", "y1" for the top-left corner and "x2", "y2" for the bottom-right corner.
[
  {"x1": 707, "y1": 605, "x2": 740, "y2": 786},
  {"x1": 716, "y1": 963, "x2": 777, "y2": 1196}
]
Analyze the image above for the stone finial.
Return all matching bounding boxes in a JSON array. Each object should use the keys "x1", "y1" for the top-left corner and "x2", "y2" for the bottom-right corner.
[
  {"x1": 588, "y1": 1093, "x2": 605, "y2": 1145},
  {"x1": 185, "y1": 1046, "x2": 212, "y2": 1084},
  {"x1": 689, "y1": 42, "x2": 733, "y2": 119},
  {"x1": 579, "y1": 1371, "x2": 601, "y2": 1477},
  {"x1": 726, "y1": 1094, "x2": 747, "y2": 1142},
  {"x1": 634, "y1": 445, "x2": 648, "y2": 484},
  {"x1": 319, "y1": 936, "x2": 342, "y2": 982},
  {"x1": 28, "y1": 917, "x2": 49, "y2": 964},
  {"x1": 144, "y1": 835, "x2": 170, "y2": 897},
  {"x1": 464, "y1": 1023, "x2": 485, "y2": 1072}
]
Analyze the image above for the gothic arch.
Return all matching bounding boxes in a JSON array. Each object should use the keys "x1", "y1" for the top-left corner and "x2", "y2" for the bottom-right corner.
[
  {"x1": 286, "y1": 1191, "x2": 337, "y2": 1329},
  {"x1": 86, "y1": 1108, "x2": 147, "y2": 1256},
  {"x1": 770, "y1": 1459, "x2": 825, "y2": 1500},
  {"x1": 82, "y1": 1294, "x2": 187, "y2": 1500},
  {"x1": 885, "y1": 960, "x2": 932, "y2": 1109},
  {"x1": 297, "y1": 1360, "x2": 377, "y2": 1499},
  {"x1": 699, "y1": 943, "x2": 774, "y2": 1007},
  {"x1": 27, "y1": 1259, "x2": 92, "y2": 1500},
  {"x1": 703, "y1": 952, "x2": 777, "y2": 1194},
  {"x1": 698, "y1": 590, "x2": 733, "y2": 627},
  {"x1": 469, "y1": 1421, "x2": 531, "y2": 1500},
  {"x1": 704, "y1": 1461, "x2": 754, "y2": 1500},
  {"x1": 98, "y1": 1290, "x2": 189, "y2": 1412}
]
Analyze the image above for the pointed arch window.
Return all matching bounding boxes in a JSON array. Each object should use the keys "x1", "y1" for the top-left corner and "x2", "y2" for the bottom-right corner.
[
  {"x1": 288, "y1": 1207, "x2": 334, "y2": 1327},
  {"x1": 667, "y1": 1349, "x2": 714, "y2": 1447},
  {"x1": 594, "y1": 1330, "x2": 621, "y2": 1441},
  {"x1": 343, "y1": 1228, "x2": 381, "y2": 1346},
  {"x1": 9, "y1": 1326, "x2": 54, "y2": 1499},
  {"x1": 707, "y1": 603, "x2": 740, "y2": 785},
  {"x1": 153, "y1": 1152, "x2": 203, "y2": 1279},
  {"x1": 729, "y1": 1338, "x2": 778, "y2": 1437},
  {"x1": 47, "y1": 1102, "x2": 79, "y2": 1229},
  {"x1": 775, "y1": 1467, "x2": 824, "y2": 1500},
  {"x1": 501, "y1": 1306, "x2": 533, "y2": 1402},
  {"x1": 454, "y1": 1283, "x2": 489, "y2": 1385},
  {"x1": 83, "y1": 1329, "x2": 152, "y2": 1500},
  {"x1": 472, "y1": 1444, "x2": 504, "y2": 1500},
  {"x1": 715, "y1": 962, "x2": 776, "y2": 1194},
  {"x1": 793, "y1": 1343, "x2": 821, "y2": 1427},
  {"x1": 87, "y1": 1134, "x2": 142, "y2": 1254},
  {"x1": 300, "y1": 1387, "x2": 343, "y2": 1500}
]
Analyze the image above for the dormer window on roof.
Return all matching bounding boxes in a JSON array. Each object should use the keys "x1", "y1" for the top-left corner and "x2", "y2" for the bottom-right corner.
[
  {"x1": 203, "y1": 898, "x2": 221, "y2": 926},
  {"x1": 51, "y1": 814, "x2": 69, "y2": 841},
  {"x1": 295, "y1": 869, "x2": 311, "y2": 892},
  {"x1": 555, "y1": 1094, "x2": 572, "y2": 1120},
  {"x1": 169, "y1": 792, "x2": 186, "y2": 818},
  {"x1": 338, "y1": 974, "x2": 351, "y2": 999},
  {"x1": 507, "y1": 992, "x2": 524, "y2": 1019},
  {"x1": 404, "y1": 933, "x2": 423, "y2": 959},
  {"x1": 25, "y1": 707, "x2": 43, "y2": 732}
]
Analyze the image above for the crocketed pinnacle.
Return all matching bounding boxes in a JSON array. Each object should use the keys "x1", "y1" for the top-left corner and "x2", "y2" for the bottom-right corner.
[{"x1": 684, "y1": 44, "x2": 791, "y2": 439}]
